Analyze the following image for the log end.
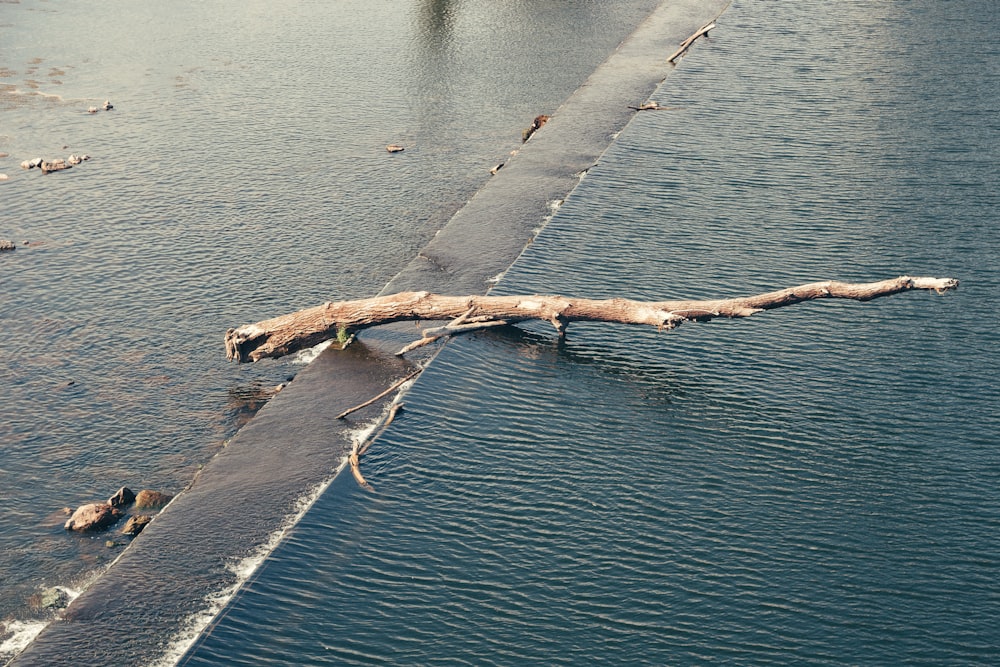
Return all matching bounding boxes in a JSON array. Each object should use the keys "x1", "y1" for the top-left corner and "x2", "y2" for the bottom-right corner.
[
  {"x1": 907, "y1": 276, "x2": 959, "y2": 292},
  {"x1": 224, "y1": 325, "x2": 266, "y2": 363}
]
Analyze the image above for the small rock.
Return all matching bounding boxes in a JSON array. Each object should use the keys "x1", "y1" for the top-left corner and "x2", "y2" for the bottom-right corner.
[
  {"x1": 0, "y1": 240, "x2": 15, "y2": 252},
  {"x1": 386, "y1": 144, "x2": 404, "y2": 153},
  {"x1": 21, "y1": 157, "x2": 43, "y2": 170},
  {"x1": 134, "y1": 489, "x2": 173, "y2": 510},
  {"x1": 67, "y1": 154, "x2": 82, "y2": 165},
  {"x1": 490, "y1": 163, "x2": 504, "y2": 175},
  {"x1": 102, "y1": 100, "x2": 113, "y2": 111},
  {"x1": 0, "y1": 173, "x2": 8, "y2": 181},
  {"x1": 40, "y1": 160, "x2": 71, "y2": 174},
  {"x1": 40, "y1": 587, "x2": 70, "y2": 609},
  {"x1": 522, "y1": 114, "x2": 550, "y2": 142},
  {"x1": 108, "y1": 486, "x2": 136, "y2": 508},
  {"x1": 87, "y1": 106, "x2": 98, "y2": 113},
  {"x1": 64, "y1": 503, "x2": 122, "y2": 532},
  {"x1": 105, "y1": 540, "x2": 119, "y2": 548},
  {"x1": 121, "y1": 514, "x2": 152, "y2": 536}
]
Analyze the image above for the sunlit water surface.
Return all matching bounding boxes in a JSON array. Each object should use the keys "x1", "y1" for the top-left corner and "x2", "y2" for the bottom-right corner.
[{"x1": 3, "y1": 0, "x2": 998, "y2": 664}]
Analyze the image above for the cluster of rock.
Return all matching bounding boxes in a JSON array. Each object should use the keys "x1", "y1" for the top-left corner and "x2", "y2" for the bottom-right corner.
[
  {"x1": 63, "y1": 486, "x2": 173, "y2": 536},
  {"x1": 0, "y1": 240, "x2": 14, "y2": 252},
  {"x1": 2, "y1": 100, "x2": 110, "y2": 180},
  {"x1": 20, "y1": 154, "x2": 90, "y2": 174}
]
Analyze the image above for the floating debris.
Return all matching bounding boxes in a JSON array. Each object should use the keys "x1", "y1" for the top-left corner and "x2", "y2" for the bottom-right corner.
[
  {"x1": 628, "y1": 101, "x2": 678, "y2": 111},
  {"x1": 668, "y1": 21, "x2": 716, "y2": 64}
]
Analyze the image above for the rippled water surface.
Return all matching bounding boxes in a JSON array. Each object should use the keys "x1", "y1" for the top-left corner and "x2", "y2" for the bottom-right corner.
[
  {"x1": 184, "y1": 0, "x2": 999, "y2": 664},
  {"x1": 1, "y1": 0, "x2": 666, "y2": 655},
  {"x1": 4, "y1": 0, "x2": 999, "y2": 663}
]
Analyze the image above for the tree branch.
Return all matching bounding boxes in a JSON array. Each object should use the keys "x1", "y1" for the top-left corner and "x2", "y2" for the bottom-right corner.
[
  {"x1": 668, "y1": 21, "x2": 716, "y2": 63},
  {"x1": 224, "y1": 276, "x2": 958, "y2": 363}
]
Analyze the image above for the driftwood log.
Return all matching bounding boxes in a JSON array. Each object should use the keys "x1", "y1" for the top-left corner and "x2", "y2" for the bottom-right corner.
[{"x1": 225, "y1": 277, "x2": 958, "y2": 363}]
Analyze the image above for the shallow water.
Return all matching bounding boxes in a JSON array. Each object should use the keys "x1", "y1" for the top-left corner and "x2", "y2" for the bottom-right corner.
[
  {"x1": 182, "y1": 0, "x2": 1000, "y2": 664},
  {"x1": 4, "y1": 0, "x2": 998, "y2": 663},
  {"x1": 1, "y1": 0, "x2": 668, "y2": 656}
]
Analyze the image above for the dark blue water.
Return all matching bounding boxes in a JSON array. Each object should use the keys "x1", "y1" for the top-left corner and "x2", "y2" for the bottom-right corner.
[{"x1": 182, "y1": 0, "x2": 1000, "y2": 664}]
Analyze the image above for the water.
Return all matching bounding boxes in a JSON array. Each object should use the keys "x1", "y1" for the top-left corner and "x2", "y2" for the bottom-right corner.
[
  {"x1": 4, "y1": 0, "x2": 999, "y2": 663},
  {"x1": 184, "y1": 0, "x2": 999, "y2": 664},
  {"x1": 0, "y1": 0, "x2": 671, "y2": 658}
]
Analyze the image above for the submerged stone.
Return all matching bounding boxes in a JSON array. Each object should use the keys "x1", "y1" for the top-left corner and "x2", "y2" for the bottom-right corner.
[
  {"x1": 134, "y1": 490, "x2": 173, "y2": 510},
  {"x1": 121, "y1": 515, "x2": 153, "y2": 536},
  {"x1": 64, "y1": 503, "x2": 122, "y2": 532},
  {"x1": 108, "y1": 486, "x2": 136, "y2": 508},
  {"x1": 40, "y1": 587, "x2": 70, "y2": 609}
]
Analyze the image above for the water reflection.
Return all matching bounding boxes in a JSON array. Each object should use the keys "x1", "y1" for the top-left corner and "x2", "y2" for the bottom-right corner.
[
  {"x1": 461, "y1": 323, "x2": 700, "y2": 407},
  {"x1": 418, "y1": 0, "x2": 457, "y2": 48}
]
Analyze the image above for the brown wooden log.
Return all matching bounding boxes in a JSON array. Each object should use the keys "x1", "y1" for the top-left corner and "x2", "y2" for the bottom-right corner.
[{"x1": 224, "y1": 276, "x2": 958, "y2": 363}]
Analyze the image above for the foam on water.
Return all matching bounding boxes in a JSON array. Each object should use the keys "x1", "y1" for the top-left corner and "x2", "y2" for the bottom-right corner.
[
  {"x1": 0, "y1": 585, "x2": 80, "y2": 663},
  {"x1": 0, "y1": 622, "x2": 47, "y2": 663},
  {"x1": 1, "y1": 577, "x2": 96, "y2": 664},
  {"x1": 291, "y1": 340, "x2": 337, "y2": 366}
]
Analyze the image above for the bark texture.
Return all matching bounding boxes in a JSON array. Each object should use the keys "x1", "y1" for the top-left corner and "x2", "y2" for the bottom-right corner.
[{"x1": 225, "y1": 276, "x2": 958, "y2": 363}]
